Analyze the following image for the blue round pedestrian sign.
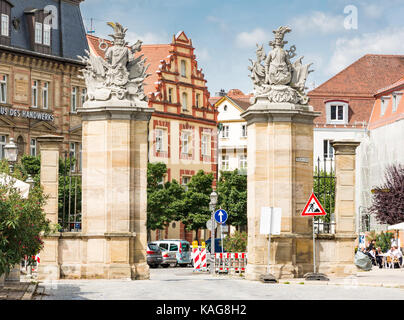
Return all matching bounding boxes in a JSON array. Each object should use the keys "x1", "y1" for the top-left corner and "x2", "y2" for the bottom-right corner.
[{"x1": 214, "y1": 209, "x2": 228, "y2": 224}]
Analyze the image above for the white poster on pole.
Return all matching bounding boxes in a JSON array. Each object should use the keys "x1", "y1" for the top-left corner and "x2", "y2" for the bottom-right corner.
[{"x1": 260, "y1": 207, "x2": 282, "y2": 235}]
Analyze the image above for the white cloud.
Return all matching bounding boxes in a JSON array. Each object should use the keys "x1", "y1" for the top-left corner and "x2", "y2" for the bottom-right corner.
[
  {"x1": 125, "y1": 31, "x2": 167, "y2": 44},
  {"x1": 290, "y1": 11, "x2": 344, "y2": 35},
  {"x1": 362, "y1": 3, "x2": 384, "y2": 19},
  {"x1": 235, "y1": 28, "x2": 268, "y2": 48},
  {"x1": 195, "y1": 47, "x2": 210, "y2": 61},
  {"x1": 326, "y1": 27, "x2": 404, "y2": 75}
]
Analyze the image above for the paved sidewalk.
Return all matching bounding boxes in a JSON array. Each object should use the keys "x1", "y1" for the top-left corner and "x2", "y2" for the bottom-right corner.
[{"x1": 0, "y1": 280, "x2": 37, "y2": 300}]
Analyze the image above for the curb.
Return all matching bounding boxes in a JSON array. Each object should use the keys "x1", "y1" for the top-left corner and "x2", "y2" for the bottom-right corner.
[
  {"x1": 278, "y1": 279, "x2": 404, "y2": 290},
  {"x1": 21, "y1": 282, "x2": 38, "y2": 300}
]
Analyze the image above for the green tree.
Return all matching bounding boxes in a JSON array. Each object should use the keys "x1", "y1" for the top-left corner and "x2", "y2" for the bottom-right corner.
[
  {"x1": 180, "y1": 170, "x2": 214, "y2": 240},
  {"x1": 217, "y1": 169, "x2": 247, "y2": 230},
  {"x1": 0, "y1": 159, "x2": 52, "y2": 277},
  {"x1": 146, "y1": 162, "x2": 185, "y2": 239},
  {"x1": 376, "y1": 231, "x2": 394, "y2": 252}
]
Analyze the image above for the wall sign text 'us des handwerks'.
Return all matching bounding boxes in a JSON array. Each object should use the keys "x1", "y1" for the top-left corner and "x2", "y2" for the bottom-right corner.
[{"x1": 0, "y1": 106, "x2": 54, "y2": 121}]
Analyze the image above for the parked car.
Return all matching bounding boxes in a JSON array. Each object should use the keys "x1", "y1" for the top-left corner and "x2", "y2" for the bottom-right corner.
[
  {"x1": 146, "y1": 242, "x2": 163, "y2": 268},
  {"x1": 154, "y1": 239, "x2": 192, "y2": 267},
  {"x1": 160, "y1": 248, "x2": 177, "y2": 268}
]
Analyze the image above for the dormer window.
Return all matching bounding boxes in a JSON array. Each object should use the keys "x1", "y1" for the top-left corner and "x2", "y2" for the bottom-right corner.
[
  {"x1": 325, "y1": 101, "x2": 349, "y2": 124},
  {"x1": 24, "y1": 8, "x2": 52, "y2": 54},
  {"x1": 43, "y1": 23, "x2": 51, "y2": 46},
  {"x1": 35, "y1": 22, "x2": 42, "y2": 44},
  {"x1": 392, "y1": 92, "x2": 402, "y2": 113},
  {"x1": 380, "y1": 96, "x2": 390, "y2": 116}
]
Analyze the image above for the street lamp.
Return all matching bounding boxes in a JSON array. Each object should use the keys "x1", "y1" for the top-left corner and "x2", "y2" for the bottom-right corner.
[
  {"x1": 4, "y1": 138, "x2": 18, "y2": 172},
  {"x1": 209, "y1": 190, "x2": 218, "y2": 274}
]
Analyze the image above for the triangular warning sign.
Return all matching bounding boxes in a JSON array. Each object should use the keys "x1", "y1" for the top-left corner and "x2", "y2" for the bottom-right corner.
[{"x1": 301, "y1": 192, "x2": 327, "y2": 216}]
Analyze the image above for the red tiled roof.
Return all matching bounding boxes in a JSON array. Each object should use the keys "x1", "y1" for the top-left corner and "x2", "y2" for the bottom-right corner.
[
  {"x1": 309, "y1": 54, "x2": 404, "y2": 96},
  {"x1": 375, "y1": 75, "x2": 404, "y2": 96}
]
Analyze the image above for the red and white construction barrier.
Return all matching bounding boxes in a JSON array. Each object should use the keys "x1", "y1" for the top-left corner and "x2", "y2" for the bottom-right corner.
[
  {"x1": 215, "y1": 252, "x2": 247, "y2": 273},
  {"x1": 192, "y1": 247, "x2": 200, "y2": 271},
  {"x1": 200, "y1": 247, "x2": 207, "y2": 271}
]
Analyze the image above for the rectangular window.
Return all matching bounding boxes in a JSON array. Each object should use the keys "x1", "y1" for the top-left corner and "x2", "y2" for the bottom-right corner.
[
  {"x1": 155, "y1": 129, "x2": 163, "y2": 152},
  {"x1": 71, "y1": 87, "x2": 77, "y2": 112},
  {"x1": 81, "y1": 88, "x2": 87, "y2": 107},
  {"x1": 0, "y1": 75, "x2": 7, "y2": 103},
  {"x1": 182, "y1": 92, "x2": 187, "y2": 111},
  {"x1": 196, "y1": 93, "x2": 200, "y2": 107},
  {"x1": 241, "y1": 124, "x2": 247, "y2": 137},
  {"x1": 70, "y1": 142, "x2": 76, "y2": 171},
  {"x1": 42, "y1": 82, "x2": 49, "y2": 109},
  {"x1": 221, "y1": 125, "x2": 229, "y2": 138},
  {"x1": 1, "y1": 14, "x2": 9, "y2": 37},
  {"x1": 168, "y1": 88, "x2": 173, "y2": 103},
  {"x1": 30, "y1": 138, "x2": 37, "y2": 156},
  {"x1": 330, "y1": 105, "x2": 344, "y2": 121},
  {"x1": 181, "y1": 176, "x2": 191, "y2": 191},
  {"x1": 323, "y1": 140, "x2": 334, "y2": 159},
  {"x1": 181, "y1": 131, "x2": 190, "y2": 154},
  {"x1": 201, "y1": 134, "x2": 209, "y2": 156},
  {"x1": 181, "y1": 60, "x2": 186, "y2": 77},
  {"x1": 392, "y1": 94, "x2": 402, "y2": 113},
  {"x1": 221, "y1": 155, "x2": 229, "y2": 171},
  {"x1": 35, "y1": 22, "x2": 43, "y2": 44},
  {"x1": 0, "y1": 135, "x2": 6, "y2": 159},
  {"x1": 239, "y1": 155, "x2": 247, "y2": 170},
  {"x1": 32, "y1": 80, "x2": 38, "y2": 107},
  {"x1": 43, "y1": 24, "x2": 51, "y2": 46},
  {"x1": 380, "y1": 98, "x2": 388, "y2": 116}
]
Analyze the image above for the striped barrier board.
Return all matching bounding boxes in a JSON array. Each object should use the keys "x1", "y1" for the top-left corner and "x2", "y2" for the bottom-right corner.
[
  {"x1": 200, "y1": 248, "x2": 207, "y2": 271},
  {"x1": 192, "y1": 247, "x2": 200, "y2": 271},
  {"x1": 215, "y1": 252, "x2": 247, "y2": 273}
]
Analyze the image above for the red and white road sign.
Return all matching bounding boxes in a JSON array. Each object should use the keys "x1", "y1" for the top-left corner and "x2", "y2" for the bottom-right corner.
[{"x1": 301, "y1": 192, "x2": 327, "y2": 216}]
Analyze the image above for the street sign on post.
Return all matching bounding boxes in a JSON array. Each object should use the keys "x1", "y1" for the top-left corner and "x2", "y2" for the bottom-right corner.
[
  {"x1": 302, "y1": 192, "x2": 329, "y2": 281},
  {"x1": 214, "y1": 209, "x2": 228, "y2": 224},
  {"x1": 206, "y1": 219, "x2": 217, "y2": 231}
]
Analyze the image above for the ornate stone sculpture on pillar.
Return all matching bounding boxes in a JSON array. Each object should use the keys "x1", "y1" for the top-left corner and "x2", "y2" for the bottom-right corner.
[
  {"x1": 74, "y1": 22, "x2": 153, "y2": 279},
  {"x1": 242, "y1": 26, "x2": 320, "y2": 280}
]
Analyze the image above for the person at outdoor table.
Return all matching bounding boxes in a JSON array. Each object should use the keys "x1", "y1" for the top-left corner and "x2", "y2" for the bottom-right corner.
[
  {"x1": 368, "y1": 240, "x2": 376, "y2": 251},
  {"x1": 368, "y1": 248, "x2": 377, "y2": 266},
  {"x1": 376, "y1": 247, "x2": 383, "y2": 269},
  {"x1": 392, "y1": 246, "x2": 403, "y2": 268}
]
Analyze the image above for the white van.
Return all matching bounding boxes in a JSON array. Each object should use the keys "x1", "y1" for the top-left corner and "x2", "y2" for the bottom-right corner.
[{"x1": 154, "y1": 239, "x2": 192, "y2": 267}]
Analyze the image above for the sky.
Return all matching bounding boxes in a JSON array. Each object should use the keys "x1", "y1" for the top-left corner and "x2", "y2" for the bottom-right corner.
[{"x1": 80, "y1": 0, "x2": 404, "y2": 96}]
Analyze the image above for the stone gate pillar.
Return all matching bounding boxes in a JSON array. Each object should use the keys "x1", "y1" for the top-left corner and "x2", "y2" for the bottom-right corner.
[
  {"x1": 330, "y1": 140, "x2": 360, "y2": 275},
  {"x1": 37, "y1": 135, "x2": 64, "y2": 280},
  {"x1": 241, "y1": 103, "x2": 320, "y2": 280},
  {"x1": 78, "y1": 104, "x2": 153, "y2": 280}
]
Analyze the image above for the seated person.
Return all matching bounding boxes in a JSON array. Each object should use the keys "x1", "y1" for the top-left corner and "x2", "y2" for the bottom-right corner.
[
  {"x1": 368, "y1": 248, "x2": 376, "y2": 266},
  {"x1": 392, "y1": 246, "x2": 403, "y2": 268},
  {"x1": 375, "y1": 247, "x2": 383, "y2": 268}
]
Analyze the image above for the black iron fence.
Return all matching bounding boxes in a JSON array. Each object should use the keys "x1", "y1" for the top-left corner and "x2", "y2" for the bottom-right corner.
[
  {"x1": 313, "y1": 156, "x2": 336, "y2": 234},
  {"x1": 59, "y1": 151, "x2": 82, "y2": 232}
]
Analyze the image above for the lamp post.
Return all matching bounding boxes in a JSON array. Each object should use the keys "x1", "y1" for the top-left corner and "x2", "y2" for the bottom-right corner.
[
  {"x1": 209, "y1": 190, "x2": 218, "y2": 274},
  {"x1": 4, "y1": 138, "x2": 18, "y2": 173}
]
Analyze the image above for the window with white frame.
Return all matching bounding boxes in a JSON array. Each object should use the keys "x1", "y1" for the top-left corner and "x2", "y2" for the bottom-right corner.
[
  {"x1": 380, "y1": 97, "x2": 389, "y2": 116},
  {"x1": 43, "y1": 23, "x2": 51, "y2": 46},
  {"x1": 180, "y1": 60, "x2": 186, "y2": 77},
  {"x1": 201, "y1": 134, "x2": 209, "y2": 156},
  {"x1": 0, "y1": 135, "x2": 6, "y2": 159},
  {"x1": 181, "y1": 131, "x2": 191, "y2": 154},
  {"x1": 155, "y1": 128, "x2": 164, "y2": 152},
  {"x1": 42, "y1": 82, "x2": 49, "y2": 109},
  {"x1": 221, "y1": 155, "x2": 229, "y2": 170},
  {"x1": 0, "y1": 75, "x2": 7, "y2": 103},
  {"x1": 239, "y1": 154, "x2": 247, "y2": 170},
  {"x1": 392, "y1": 93, "x2": 402, "y2": 113},
  {"x1": 323, "y1": 139, "x2": 334, "y2": 159},
  {"x1": 32, "y1": 80, "x2": 38, "y2": 107},
  {"x1": 71, "y1": 87, "x2": 77, "y2": 112},
  {"x1": 325, "y1": 101, "x2": 348, "y2": 124},
  {"x1": 81, "y1": 88, "x2": 87, "y2": 107},
  {"x1": 35, "y1": 22, "x2": 43, "y2": 44},
  {"x1": 182, "y1": 92, "x2": 188, "y2": 111},
  {"x1": 241, "y1": 124, "x2": 247, "y2": 138},
  {"x1": 30, "y1": 138, "x2": 37, "y2": 156},
  {"x1": 181, "y1": 175, "x2": 191, "y2": 191},
  {"x1": 168, "y1": 88, "x2": 173, "y2": 103},
  {"x1": 221, "y1": 125, "x2": 229, "y2": 138},
  {"x1": 1, "y1": 14, "x2": 9, "y2": 37}
]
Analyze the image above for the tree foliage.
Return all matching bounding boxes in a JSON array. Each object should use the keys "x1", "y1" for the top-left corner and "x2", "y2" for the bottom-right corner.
[
  {"x1": 370, "y1": 164, "x2": 404, "y2": 225},
  {"x1": 0, "y1": 159, "x2": 52, "y2": 277},
  {"x1": 313, "y1": 168, "x2": 335, "y2": 222},
  {"x1": 217, "y1": 169, "x2": 247, "y2": 229},
  {"x1": 375, "y1": 231, "x2": 394, "y2": 252}
]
